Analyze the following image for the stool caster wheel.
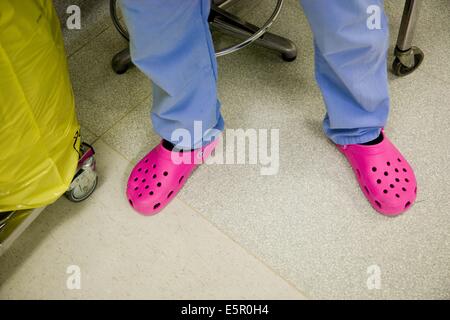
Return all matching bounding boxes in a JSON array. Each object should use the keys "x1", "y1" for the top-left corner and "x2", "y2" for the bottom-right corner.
[
  {"x1": 65, "y1": 143, "x2": 98, "y2": 202},
  {"x1": 282, "y1": 52, "x2": 297, "y2": 62},
  {"x1": 392, "y1": 46, "x2": 424, "y2": 77},
  {"x1": 112, "y1": 48, "x2": 133, "y2": 75}
]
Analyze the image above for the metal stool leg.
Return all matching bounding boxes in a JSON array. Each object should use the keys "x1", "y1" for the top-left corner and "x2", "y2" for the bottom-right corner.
[
  {"x1": 110, "y1": 0, "x2": 297, "y2": 74},
  {"x1": 392, "y1": 0, "x2": 424, "y2": 76},
  {"x1": 210, "y1": 5, "x2": 297, "y2": 61},
  {"x1": 112, "y1": 48, "x2": 132, "y2": 75}
]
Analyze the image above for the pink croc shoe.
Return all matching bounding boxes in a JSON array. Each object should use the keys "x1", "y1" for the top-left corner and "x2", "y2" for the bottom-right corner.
[
  {"x1": 127, "y1": 138, "x2": 219, "y2": 215},
  {"x1": 337, "y1": 130, "x2": 417, "y2": 216}
]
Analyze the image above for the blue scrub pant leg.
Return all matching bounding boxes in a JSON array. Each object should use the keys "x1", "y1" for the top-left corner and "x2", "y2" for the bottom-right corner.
[
  {"x1": 300, "y1": 0, "x2": 390, "y2": 145},
  {"x1": 118, "y1": 0, "x2": 224, "y2": 150}
]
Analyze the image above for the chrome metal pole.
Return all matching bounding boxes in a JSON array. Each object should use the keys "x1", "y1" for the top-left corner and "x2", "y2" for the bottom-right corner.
[{"x1": 396, "y1": 0, "x2": 422, "y2": 51}]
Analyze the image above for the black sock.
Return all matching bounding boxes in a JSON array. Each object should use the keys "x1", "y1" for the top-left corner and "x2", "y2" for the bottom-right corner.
[
  {"x1": 162, "y1": 140, "x2": 176, "y2": 151},
  {"x1": 162, "y1": 140, "x2": 193, "y2": 152},
  {"x1": 360, "y1": 133, "x2": 384, "y2": 146}
]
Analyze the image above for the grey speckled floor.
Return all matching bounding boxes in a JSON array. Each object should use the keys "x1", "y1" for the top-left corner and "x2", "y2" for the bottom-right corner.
[{"x1": 1, "y1": 0, "x2": 449, "y2": 299}]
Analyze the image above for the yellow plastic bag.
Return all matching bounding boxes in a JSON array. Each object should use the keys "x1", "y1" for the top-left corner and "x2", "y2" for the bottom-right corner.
[{"x1": 0, "y1": 0, "x2": 80, "y2": 212}]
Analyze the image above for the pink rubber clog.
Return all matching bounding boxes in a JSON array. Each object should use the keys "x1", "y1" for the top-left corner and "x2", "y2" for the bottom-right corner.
[
  {"x1": 337, "y1": 130, "x2": 417, "y2": 216},
  {"x1": 127, "y1": 139, "x2": 219, "y2": 215}
]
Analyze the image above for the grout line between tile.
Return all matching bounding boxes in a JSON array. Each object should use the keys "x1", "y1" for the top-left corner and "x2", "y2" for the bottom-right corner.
[
  {"x1": 89, "y1": 138, "x2": 310, "y2": 298},
  {"x1": 178, "y1": 196, "x2": 311, "y2": 299},
  {"x1": 67, "y1": 25, "x2": 112, "y2": 59},
  {"x1": 83, "y1": 91, "x2": 151, "y2": 142},
  {"x1": 94, "y1": 138, "x2": 134, "y2": 164}
]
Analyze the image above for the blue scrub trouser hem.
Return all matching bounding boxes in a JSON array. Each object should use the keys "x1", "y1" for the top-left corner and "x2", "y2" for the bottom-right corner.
[
  {"x1": 328, "y1": 127, "x2": 382, "y2": 146},
  {"x1": 162, "y1": 122, "x2": 225, "y2": 150}
]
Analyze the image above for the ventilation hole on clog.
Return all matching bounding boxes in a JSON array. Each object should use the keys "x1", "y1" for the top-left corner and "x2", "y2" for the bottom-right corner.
[
  {"x1": 153, "y1": 164, "x2": 157, "y2": 169},
  {"x1": 157, "y1": 182, "x2": 162, "y2": 187},
  {"x1": 364, "y1": 186, "x2": 370, "y2": 195},
  {"x1": 395, "y1": 168, "x2": 399, "y2": 173},
  {"x1": 383, "y1": 189, "x2": 388, "y2": 194},
  {"x1": 390, "y1": 184, "x2": 395, "y2": 189},
  {"x1": 375, "y1": 201, "x2": 382, "y2": 208},
  {"x1": 403, "y1": 168, "x2": 407, "y2": 173},
  {"x1": 145, "y1": 185, "x2": 149, "y2": 190},
  {"x1": 371, "y1": 167, "x2": 377, "y2": 172},
  {"x1": 129, "y1": 199, "x2": 133, "y2": 207},
  {"x1": 384, "y1": 171, "x2": 389, "y2": 176},
  {"x1": 179, "y1": 176, "x2": 184, "y2": 184},
  {"x1": 402, "y1": 187, "x2": 407, "y2": 192},
  {"x1": 414, "y1": 187, "x2": 417, "y2": 194},
  {"x1": 163, "y1": 171, "x2": 169, "y2": 177},
  {"x1": 145, "y1": 169, "x2": 149, "y2": 174},
  {"x1": 138, "y1": 168, "x2": 142, "y2": 172},
  {"x1": 153, "y1": 174, "x2": 157, "y2": 179},
  {"x1": 145, "y1": 159, "x2": 148, "y2": 163},
  {"x1": 405, "y1": 178, "x2": 409, "y2": 183},
  {"x1": 395, "y1": 178, "x2": 400, "y2": 182},
  {"x1": 134, "y1": 187, "x2": 139, "y2": 191},
  {"x1": 167, "y1": 191, "x2": 173, "y2": 198},
  {"x1": 405, "y1": 201, "x2": 411, "y2": 208},
  {"x1": 377, "y1": 179, "x2": 382, "y2": 184},
  {"x1": 142, "y1": 179, "x2": 146, "y2": 183},
  {"x1": 398, "y1": 158, "x2": 402, "y2": 163},
  {"x1": 387, "y1": 161, "x2": 391, "y2": 166},
  {"x1": 138, "y1": 193, "x2": 142, "y2": 198},
  {"x1": 134, "y1": 178, "x2": 138, "y2": 182},
  {"x1": 153, "y1": 203, "x2": 160, "y2": 210},
  {"x1": 396, "y1": 194, "x2": 400, "y2": 198},
  {"x1": 149, "y1": 191, "x2": 154, "y2": 196}
]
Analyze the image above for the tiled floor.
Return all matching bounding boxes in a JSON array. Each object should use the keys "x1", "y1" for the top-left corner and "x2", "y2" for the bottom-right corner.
[
  {"x1": 1, "y1": 0, "x2": 449, "y2": 299},
  {"x1": 0, "y1": 141, "x2": 304, "y2": 299}
]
